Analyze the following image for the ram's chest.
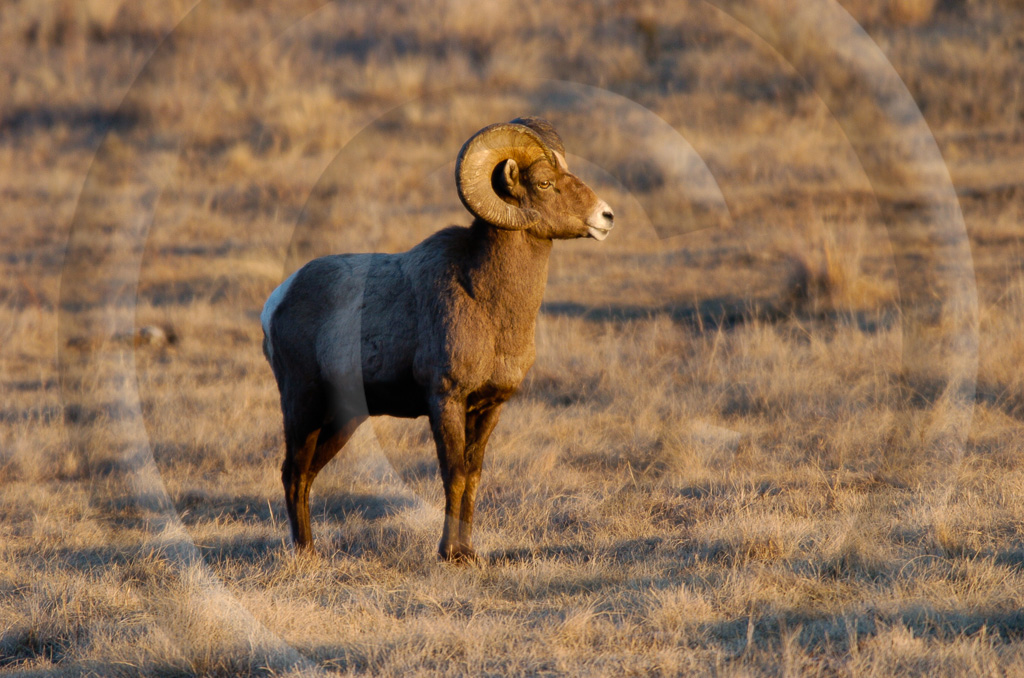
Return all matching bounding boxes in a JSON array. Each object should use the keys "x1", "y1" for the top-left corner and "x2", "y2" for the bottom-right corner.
[
  {"x1": 443, "y1": 332, "x2": 535, "y2": 400},
  {"x1": 486, "y1": 346, "x2": 536, "y2": 395},
  {"x1": 419, "y1": 278, "x2": 542, "y2": 399}
]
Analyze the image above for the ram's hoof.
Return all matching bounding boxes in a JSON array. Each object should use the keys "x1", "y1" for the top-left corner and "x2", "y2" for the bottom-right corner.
[
  {"x1": 439, "y1": 544, "x2": 478, "y2": 564},
  {"x1": 292, "y1": 541, "x2": 320, "y2": 557}
]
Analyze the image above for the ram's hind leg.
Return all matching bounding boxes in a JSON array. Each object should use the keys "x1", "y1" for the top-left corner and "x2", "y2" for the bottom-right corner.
[
  {"x1": 280, "y1": 379, "x2": 328, "y2": 553},
  {"x1": 309, "y1": 416, "x2": 364, "y2": 478},
  {"x1": 302, "y1": 414, "x2": 364, "y2": 532},
  {"x1": 282, "y1": 422, "x2": 320, "y2": 553},
  {"x1": 283, "y1": 412, "x2": 363, "y2": 554}
]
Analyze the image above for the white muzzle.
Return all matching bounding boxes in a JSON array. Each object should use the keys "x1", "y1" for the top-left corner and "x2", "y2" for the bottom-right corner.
[{"x1": 586, "y1": 200, "x2": 615, "y2": 240}]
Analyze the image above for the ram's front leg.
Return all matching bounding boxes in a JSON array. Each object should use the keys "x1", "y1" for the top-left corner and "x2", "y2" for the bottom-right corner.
[
  {"x1": 428, "y1": 394, "x2": 472, "y2": 562},
  {"x1": 458, "y1": 403, "x2": 503, "y2": 560}
]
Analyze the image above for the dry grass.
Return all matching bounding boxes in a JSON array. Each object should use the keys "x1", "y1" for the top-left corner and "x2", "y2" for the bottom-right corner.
[
  {"x1": 840, "y1": 0, "x2": 939, "y2": 26},
  {"x1": 3, "y1": 0, "x2": 1024, "y2": 675}
]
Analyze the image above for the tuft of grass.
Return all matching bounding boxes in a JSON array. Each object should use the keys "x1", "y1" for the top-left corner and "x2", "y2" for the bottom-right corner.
[
  {"x1": 782, "y1": 216, "x2": 897, "y2": 316},
  {"x1": 887, "y1": 0, "x2": 939, "y2": 26},
  {"x1": 838, "y1": 0, "x2": 938, "y2": 26}
]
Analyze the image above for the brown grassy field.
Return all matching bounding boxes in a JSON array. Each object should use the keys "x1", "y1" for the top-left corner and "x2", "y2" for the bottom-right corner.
[{"x1": 2, "y1": 0, "x2": 1024, "y2": 675}]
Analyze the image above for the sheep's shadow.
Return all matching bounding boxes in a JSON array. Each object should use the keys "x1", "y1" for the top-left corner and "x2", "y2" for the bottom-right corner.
[
  {"x1": 194, "y1": 535, "x2": 286, "y2": 564},
  {"x1": 173, "y1": 491, "x2": 418, "y2": 563},
  {"x1": 169, "y1": 488, "x2": 416, "y2": 524},
  {"x1": 487, "y1": 543, "x2": 592, "y2": 566},
  {"x1": 487, "y1": 536, "x2": 663, "y2": 567},
  {"x1": 310, "y1": 491, "x2": 420, "y2": 523}
]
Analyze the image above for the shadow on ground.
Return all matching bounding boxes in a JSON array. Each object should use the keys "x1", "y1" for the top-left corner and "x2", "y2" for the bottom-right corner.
[{"x1": 541, "y1": 297, "x2": 897, "y2": 334}]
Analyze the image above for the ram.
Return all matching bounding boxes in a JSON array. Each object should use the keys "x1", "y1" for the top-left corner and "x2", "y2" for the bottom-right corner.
[{"x1": 262, "y1": 117, "x2": 614, "y2": 561}]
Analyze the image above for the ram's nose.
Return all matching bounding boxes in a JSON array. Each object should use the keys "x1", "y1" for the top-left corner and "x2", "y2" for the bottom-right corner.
[{"x1": 586, "y1": 200, "x2": 615, "y2": 240}]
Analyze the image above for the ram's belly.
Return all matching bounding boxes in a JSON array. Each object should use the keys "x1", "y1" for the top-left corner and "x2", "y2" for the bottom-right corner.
[
  {"x1": 360, "y1": 355, "x2": 532, "y2": 419},
  {"x1": 364, "y1": 374, "x2": 429, "y2": 418}
]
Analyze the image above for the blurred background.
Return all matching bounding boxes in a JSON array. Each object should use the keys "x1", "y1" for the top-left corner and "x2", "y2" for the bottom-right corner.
[{"x1": 3, "y1": 0, "x2": 1024, "y2": 674}]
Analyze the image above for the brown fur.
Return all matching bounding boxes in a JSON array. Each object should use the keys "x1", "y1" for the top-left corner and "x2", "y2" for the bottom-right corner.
[{"x1": 263, "y1": 119, "x2": 613, "y2": 561}]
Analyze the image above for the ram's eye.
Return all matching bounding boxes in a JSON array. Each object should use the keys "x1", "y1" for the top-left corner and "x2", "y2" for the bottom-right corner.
[{"x1": 537, "y1": 180, "x2": 552, "y2": 189}]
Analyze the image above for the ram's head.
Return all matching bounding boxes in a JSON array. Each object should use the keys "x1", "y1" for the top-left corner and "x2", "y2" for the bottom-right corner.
[{"x1": 456, "y1": 117, "x2": 614, "y2": 241}]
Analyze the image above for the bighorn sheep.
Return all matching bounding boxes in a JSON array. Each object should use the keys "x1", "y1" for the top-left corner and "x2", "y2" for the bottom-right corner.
[{"x1": 261, "y1": 117, "x2": 614, "y2": 561}]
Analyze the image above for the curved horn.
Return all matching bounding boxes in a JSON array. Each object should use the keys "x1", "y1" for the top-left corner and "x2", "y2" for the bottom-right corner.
[
  {"x1": 509, "y1": 116, "x2": 565, "y2": 156},
  {"x1": 456, "y1": 122, "x2": 555, "y2": 230}
]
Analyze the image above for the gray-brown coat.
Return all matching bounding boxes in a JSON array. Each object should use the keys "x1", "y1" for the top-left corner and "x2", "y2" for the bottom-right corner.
[{"x1": 262, "y1": 117, "x2": 614, "y2": 561}]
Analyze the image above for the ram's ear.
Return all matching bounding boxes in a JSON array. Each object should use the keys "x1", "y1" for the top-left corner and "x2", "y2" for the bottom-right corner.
[
  {"x1": 502, "y1": 159, "x2": 520, "y2": 190},
  {"x1": 553, "y1": 151, "x2": 569, "y2": 171},
  {"x1": 494, "y1": 159, "x2": 525, "y2": 203}
]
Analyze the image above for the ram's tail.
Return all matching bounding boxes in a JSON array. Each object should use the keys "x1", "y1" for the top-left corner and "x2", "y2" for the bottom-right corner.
[{"x1": 260, "y1": 269, "x2": 299, "y2": 365}]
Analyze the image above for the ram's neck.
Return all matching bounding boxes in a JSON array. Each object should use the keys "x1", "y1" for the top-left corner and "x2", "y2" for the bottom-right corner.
[{"x1": 465, "y1": 219, "x2": 553, "y2": 329}]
